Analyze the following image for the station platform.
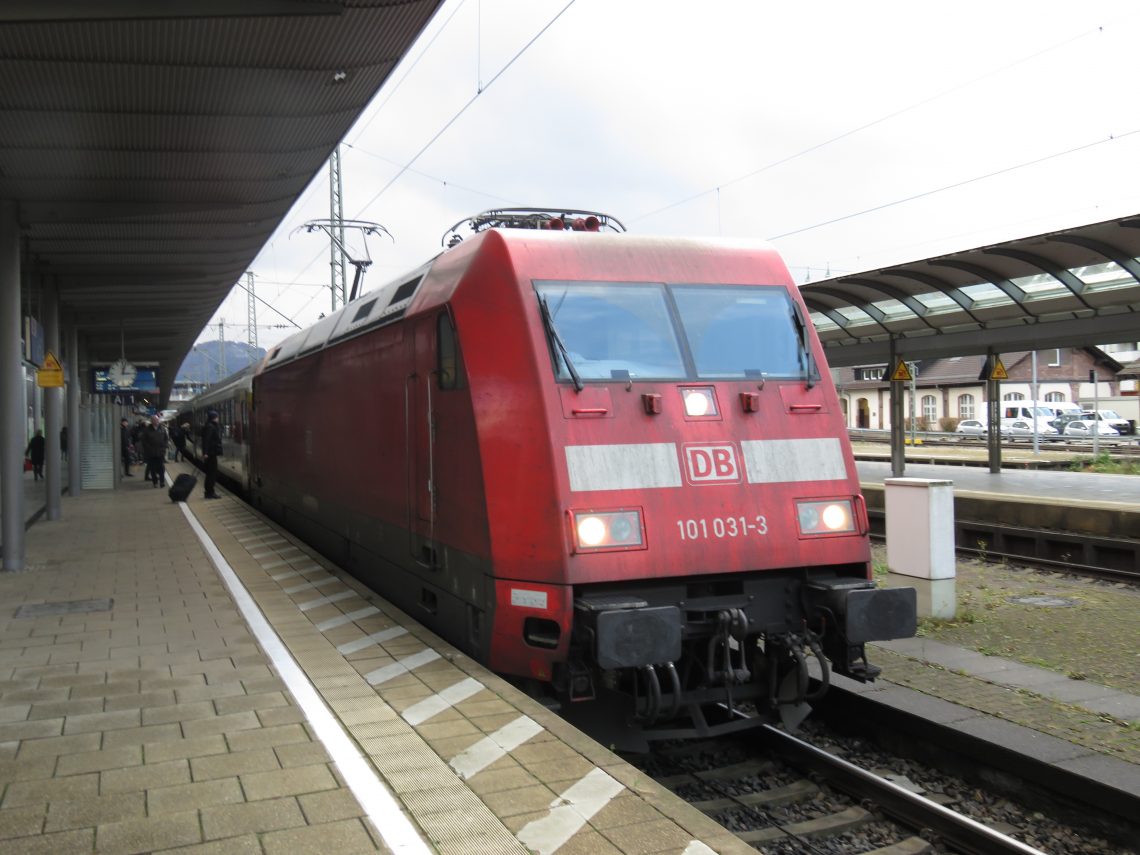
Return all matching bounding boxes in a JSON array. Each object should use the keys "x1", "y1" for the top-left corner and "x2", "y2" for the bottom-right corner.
[
  {"x1": 856, "y1": 457, "x2": 1138, "y2": 508},
  {"x1": 855, "y1": 454, "x2": 1140, "y2": 806},
  {"x1": 0, "y1": 463, "x2": 748, "y2": 855},
  {"x1": 864, "y1": 547, "x2": 1140, "y2": 807},
  {"x1": 3, "y1": 461, "x2": 1136, "y2": 853}
]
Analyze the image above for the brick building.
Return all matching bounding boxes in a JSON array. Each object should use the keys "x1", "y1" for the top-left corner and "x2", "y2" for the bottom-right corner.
[{"x1": 833, "y1": 347, "x2": 1127, "y2": 430}]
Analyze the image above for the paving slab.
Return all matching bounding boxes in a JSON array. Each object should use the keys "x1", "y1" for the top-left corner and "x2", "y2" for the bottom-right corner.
[{"x1": 0, "y1": 467, "x2": 751, "y2": 855}]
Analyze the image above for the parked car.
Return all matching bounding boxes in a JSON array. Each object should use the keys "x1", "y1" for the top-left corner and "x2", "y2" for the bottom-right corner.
[
  {"x1": 1044, "y1": 402, "x2": 1084, "y2": 421},
  {"x1": 1002, "y1": 419, "x2": 1058, "y2": 440},
  {"x1": 955, "y1": 419, "x2": 988, "y2": 437},
  {"x1": 1063, "y1": 419, "x2": 1120, "y2": 438},
  {"x1": 1050, "y1": 413, "x2": 1086, "y2": 433}
]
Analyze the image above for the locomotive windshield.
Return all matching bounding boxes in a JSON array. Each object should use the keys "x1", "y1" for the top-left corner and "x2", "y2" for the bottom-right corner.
[
  {"x1": 536, "y1": 282, "x2": 686, "y2": 380},
  {"x1": 535, "y1": 281, "x2": 808, "y2": 381}
]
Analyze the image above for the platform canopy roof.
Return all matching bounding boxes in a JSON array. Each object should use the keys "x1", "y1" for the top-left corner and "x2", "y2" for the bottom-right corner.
[
  {"x1": 0, "y1": 0, "x2": 443, "y2": 403},
  {"x1": 801, "y1": 216, "x2": 1140, "y2": 367}
]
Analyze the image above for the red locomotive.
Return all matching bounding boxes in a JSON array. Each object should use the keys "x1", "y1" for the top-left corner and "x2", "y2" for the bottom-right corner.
[{"x1": 243, "y1": 209, "x2": 915, "y2": 743}]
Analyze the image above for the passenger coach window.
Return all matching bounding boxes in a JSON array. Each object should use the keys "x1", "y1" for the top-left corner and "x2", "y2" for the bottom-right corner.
[{"x1": 437, "y1": 312, "x2": 465, "y2": 390}]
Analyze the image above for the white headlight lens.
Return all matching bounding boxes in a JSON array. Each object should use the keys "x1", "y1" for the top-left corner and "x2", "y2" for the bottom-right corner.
[
  {"x1": 797, "y1": 500, "x2": 855, "y2": 535},
  {"x1": 577, "y1": 516, "x2": 607, "y2": 547},
  {"x1": 681, "y1": 387, "x2": 717, "y2": 417},
  {"x1": 820, "y1": 503, "x2": 850, "y2": 531},
  {"x1": 573, "y1": 510, "x2": 644, "y2": 550}
]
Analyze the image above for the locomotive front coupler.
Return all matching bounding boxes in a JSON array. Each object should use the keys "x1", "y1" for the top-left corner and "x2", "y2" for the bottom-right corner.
[
  {"x1": 803, "y1": 576, "x2": 918, "y2": 682},
  {"x1": 706, "y1": 608, "x2": 751, "y2": 688}
]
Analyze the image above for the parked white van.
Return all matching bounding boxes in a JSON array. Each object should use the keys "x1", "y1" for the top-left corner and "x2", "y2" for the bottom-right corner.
[
  {"x1": 1080, "y1": 409, "x2": 1133, "y2": 435},
  {"x1": 1000, "y1": 402, "x2": 1064, "y2": 435},
  {"x1": 1042, "y1": 402, "x2": 1083, "y2": 420}
]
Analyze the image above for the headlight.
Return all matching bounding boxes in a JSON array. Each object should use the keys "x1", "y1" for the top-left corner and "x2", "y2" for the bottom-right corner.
[
  {"x1": 572, "y1": 509, "x2": 644, "y2": 551},
  {"x1": 796, "y1": 500, "x2": 855, "y2": 535},
  {"x1": 680, "y1": 387, "x2": 718, "y2": 418}
]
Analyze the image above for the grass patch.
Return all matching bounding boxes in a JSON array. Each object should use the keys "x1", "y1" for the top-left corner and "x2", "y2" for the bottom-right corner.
[
  {"x1": 1068, "y1": 451, "x2": 1140, "y2": 475},
  {"x1": 917, "y1": 612, "x2": 978, "y2": 634}
]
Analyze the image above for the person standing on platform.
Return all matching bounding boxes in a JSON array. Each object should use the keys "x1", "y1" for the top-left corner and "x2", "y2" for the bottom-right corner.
[
  {"x1": 60, "y1": 425, "x2": 68, "y2": 462},
  {"x1": 171, "y1": 421, "x2": 188, "y2": 462},
  {"x1": 141, "y1": 415, "x2": 169, "y2": 488},
  {"x1": 25, "y1": 430, "x2": 45, "y2": 481},
  {"x1": 120, "y1": 418, "x2": 134, "y2": 477},
  {"x1": 201, "y1": 410, "x2": 223, "y2": 499},
  {"x1": 131, "y1": 418, "x2": 146, "y2": 478}
]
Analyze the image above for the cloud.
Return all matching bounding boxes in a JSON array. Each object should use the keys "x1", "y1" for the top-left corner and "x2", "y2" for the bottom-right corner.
[{"x1": 203, "y1": 0, "x2": 1140, "y2": 351}]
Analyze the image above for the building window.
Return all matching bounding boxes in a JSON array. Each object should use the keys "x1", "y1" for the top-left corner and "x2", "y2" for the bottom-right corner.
[
  {"x1": 922, "y1": 395, "x2": 937, "y2": 423},
  {"x1": 958, "y1": 394, "x2": 975, "y2": 420},
  {"x1": 1048, "y1": 348, "x2": 1062, "y2": 367},
  {"x1": 1003, "y1": 392, "x2": 1025, "y2": 401},
  {"x1": 1044, "y1": 391, "x2": 1065, "y2": 402},
  {"x1": 855, "y1": 366, "x2": 886, "y2": 381}
]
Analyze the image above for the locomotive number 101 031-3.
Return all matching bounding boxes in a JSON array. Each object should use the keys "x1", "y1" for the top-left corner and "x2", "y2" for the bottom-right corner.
[{"x1": 676, "y1": 515, "x2": 768, "y2": 541}]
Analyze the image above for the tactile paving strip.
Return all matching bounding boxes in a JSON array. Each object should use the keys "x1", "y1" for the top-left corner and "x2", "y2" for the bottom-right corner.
[{"x1": 192, "y1": 496, "x2": 750, "y2": 855}]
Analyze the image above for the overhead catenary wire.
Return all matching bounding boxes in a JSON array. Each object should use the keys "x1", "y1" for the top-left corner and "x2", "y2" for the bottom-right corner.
[
  {"x1": 342, "y1": 143, "x2": 513, "y2": 207},
  {"x1": 767, "y1": 129, "x2": 1140, "y2": 242},
  {"x1": 221, "y1": 1, "x2": 474, "y2": 319},
  {"x1": 629, "y1": 21, "x2": 1109, "y2": 227},
  {"x1": 242, "y1": 0, "x2": 578, "y2": 332},
  {"x1": 352, "y1": 0, "x2": 579, "y2": 222}
]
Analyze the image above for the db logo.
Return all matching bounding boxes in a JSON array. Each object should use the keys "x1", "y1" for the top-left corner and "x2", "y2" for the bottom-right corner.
[{"x1": 683, "y1": 443, "x2": 741, "y2": 485}]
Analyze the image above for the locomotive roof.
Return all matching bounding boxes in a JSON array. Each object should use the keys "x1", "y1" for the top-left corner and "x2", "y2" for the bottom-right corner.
[{"x1": 259, "y1": 229, "x2": 792, "y2": 373}]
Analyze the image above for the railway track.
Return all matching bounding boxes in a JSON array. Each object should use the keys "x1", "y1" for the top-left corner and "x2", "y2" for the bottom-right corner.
[
  {"x1": 851, "y1": 430, "x2": 1140, "y2": 457},
  {"x1": 632, "y1": 724, "x2": 1045, "y2": 854},
  {"x1": 865, "y1": 520, "x2": 1140, "y2": 584}
]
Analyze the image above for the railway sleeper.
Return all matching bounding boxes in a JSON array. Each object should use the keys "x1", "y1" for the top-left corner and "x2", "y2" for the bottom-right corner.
[
  {"x1": 690, "y1": 779, "x2": 820, "y2": 812},
  {"x1": 734, "y1": 805, "x2": 873, "y2": 843},
  {"x1": 864, "y1": 838, "x2": 934, "y2": 855}
]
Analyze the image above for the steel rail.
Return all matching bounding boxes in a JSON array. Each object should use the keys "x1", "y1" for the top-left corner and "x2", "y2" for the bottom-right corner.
[
  {"x1": 866, "y1": 523, "x2": 1140, "y2": 584},
  {"x1": 850, "y1": 429, "x2": 1140, "y2": 455},
  {"x1": 756, "y1": 723, "x2": 1047, "y2": 855}
]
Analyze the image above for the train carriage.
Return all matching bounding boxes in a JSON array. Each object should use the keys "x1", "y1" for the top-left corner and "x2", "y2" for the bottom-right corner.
[
  {"x1": 230, "y1": 211, "x2": 915, "y2": 743},
  {"x1": 177, "y1": 364, "x2": 255, "y2": 488}
]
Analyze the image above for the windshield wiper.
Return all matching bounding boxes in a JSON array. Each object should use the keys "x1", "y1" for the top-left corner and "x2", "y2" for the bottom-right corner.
[
  {"x1": 539, "y1": 296, "x2": 583, "y2": 392},
  {"x1": 791, "y1": 302, "x2": 819, "y2": 390}
]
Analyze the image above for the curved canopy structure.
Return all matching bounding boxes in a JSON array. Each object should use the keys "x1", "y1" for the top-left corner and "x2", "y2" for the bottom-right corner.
[
  {"x1": 801, "y1": 216, "x2": 1140, "y2": 366},
  {"x1": 1, "y1": 0, "x2": 443, "y2": 400}
]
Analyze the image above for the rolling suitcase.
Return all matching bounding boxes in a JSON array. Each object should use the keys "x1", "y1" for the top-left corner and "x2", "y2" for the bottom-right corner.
[{"x1": 168, "y1": 473, "x2": 197, "y2": 502}]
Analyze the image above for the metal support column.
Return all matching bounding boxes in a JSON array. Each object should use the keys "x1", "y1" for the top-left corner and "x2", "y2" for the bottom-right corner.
[
  {"x1": 329, "y1": 144, "x2": 347, "y2": 311},
  {"x1": 43, "y1": 279, "x2": 62, "y2": 520},
  {"x1": 986, "y1": 350, "x2": 1002, "y2": 474},
  {"x1": 889, "y1": 338, "x2": 905, "y2": 477},
  {"x1": 0, "y1": 200, "x2": 24, "y2": 571},
  {"x1": 66, "y1": 323, "x2": 81, "y2": 496}
]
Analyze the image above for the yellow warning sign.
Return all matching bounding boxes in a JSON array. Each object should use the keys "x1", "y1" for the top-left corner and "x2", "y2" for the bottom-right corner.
[
  {"x1": 989, "y1": 357, "x2": 1009, "y2": 381},
  {"x1": 888, "y1": 360, "x2": 912, "y2": 382},
  {"x1": 36, "y1": 351, "x2": 64, "y2": 388}
]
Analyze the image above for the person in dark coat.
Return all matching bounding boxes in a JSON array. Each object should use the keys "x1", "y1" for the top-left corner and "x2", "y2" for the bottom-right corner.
[
  {"x1": 140, "y1": 415, "x2": 168, "y2": 488},
  {"x1": 60, "y1": 425, "x2": 68, "y2": 462},
  {"x1": 171, "y1": 421, "x2": 189, "y2": 462},
  {"x1": 25, "y1": 430, "x2": 45, "y2": 481},
  {"x1": 201, "y1": 410, "x2": 223, "y2": 499},
  {"x1": 120, "y1": 417, "x2": 133, "y2": 477}
]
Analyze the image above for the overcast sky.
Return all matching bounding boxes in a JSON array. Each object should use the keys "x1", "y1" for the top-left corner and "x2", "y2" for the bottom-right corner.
[{"x1": 198, "y1": 0, "x2": 1140, "y2": 352}]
